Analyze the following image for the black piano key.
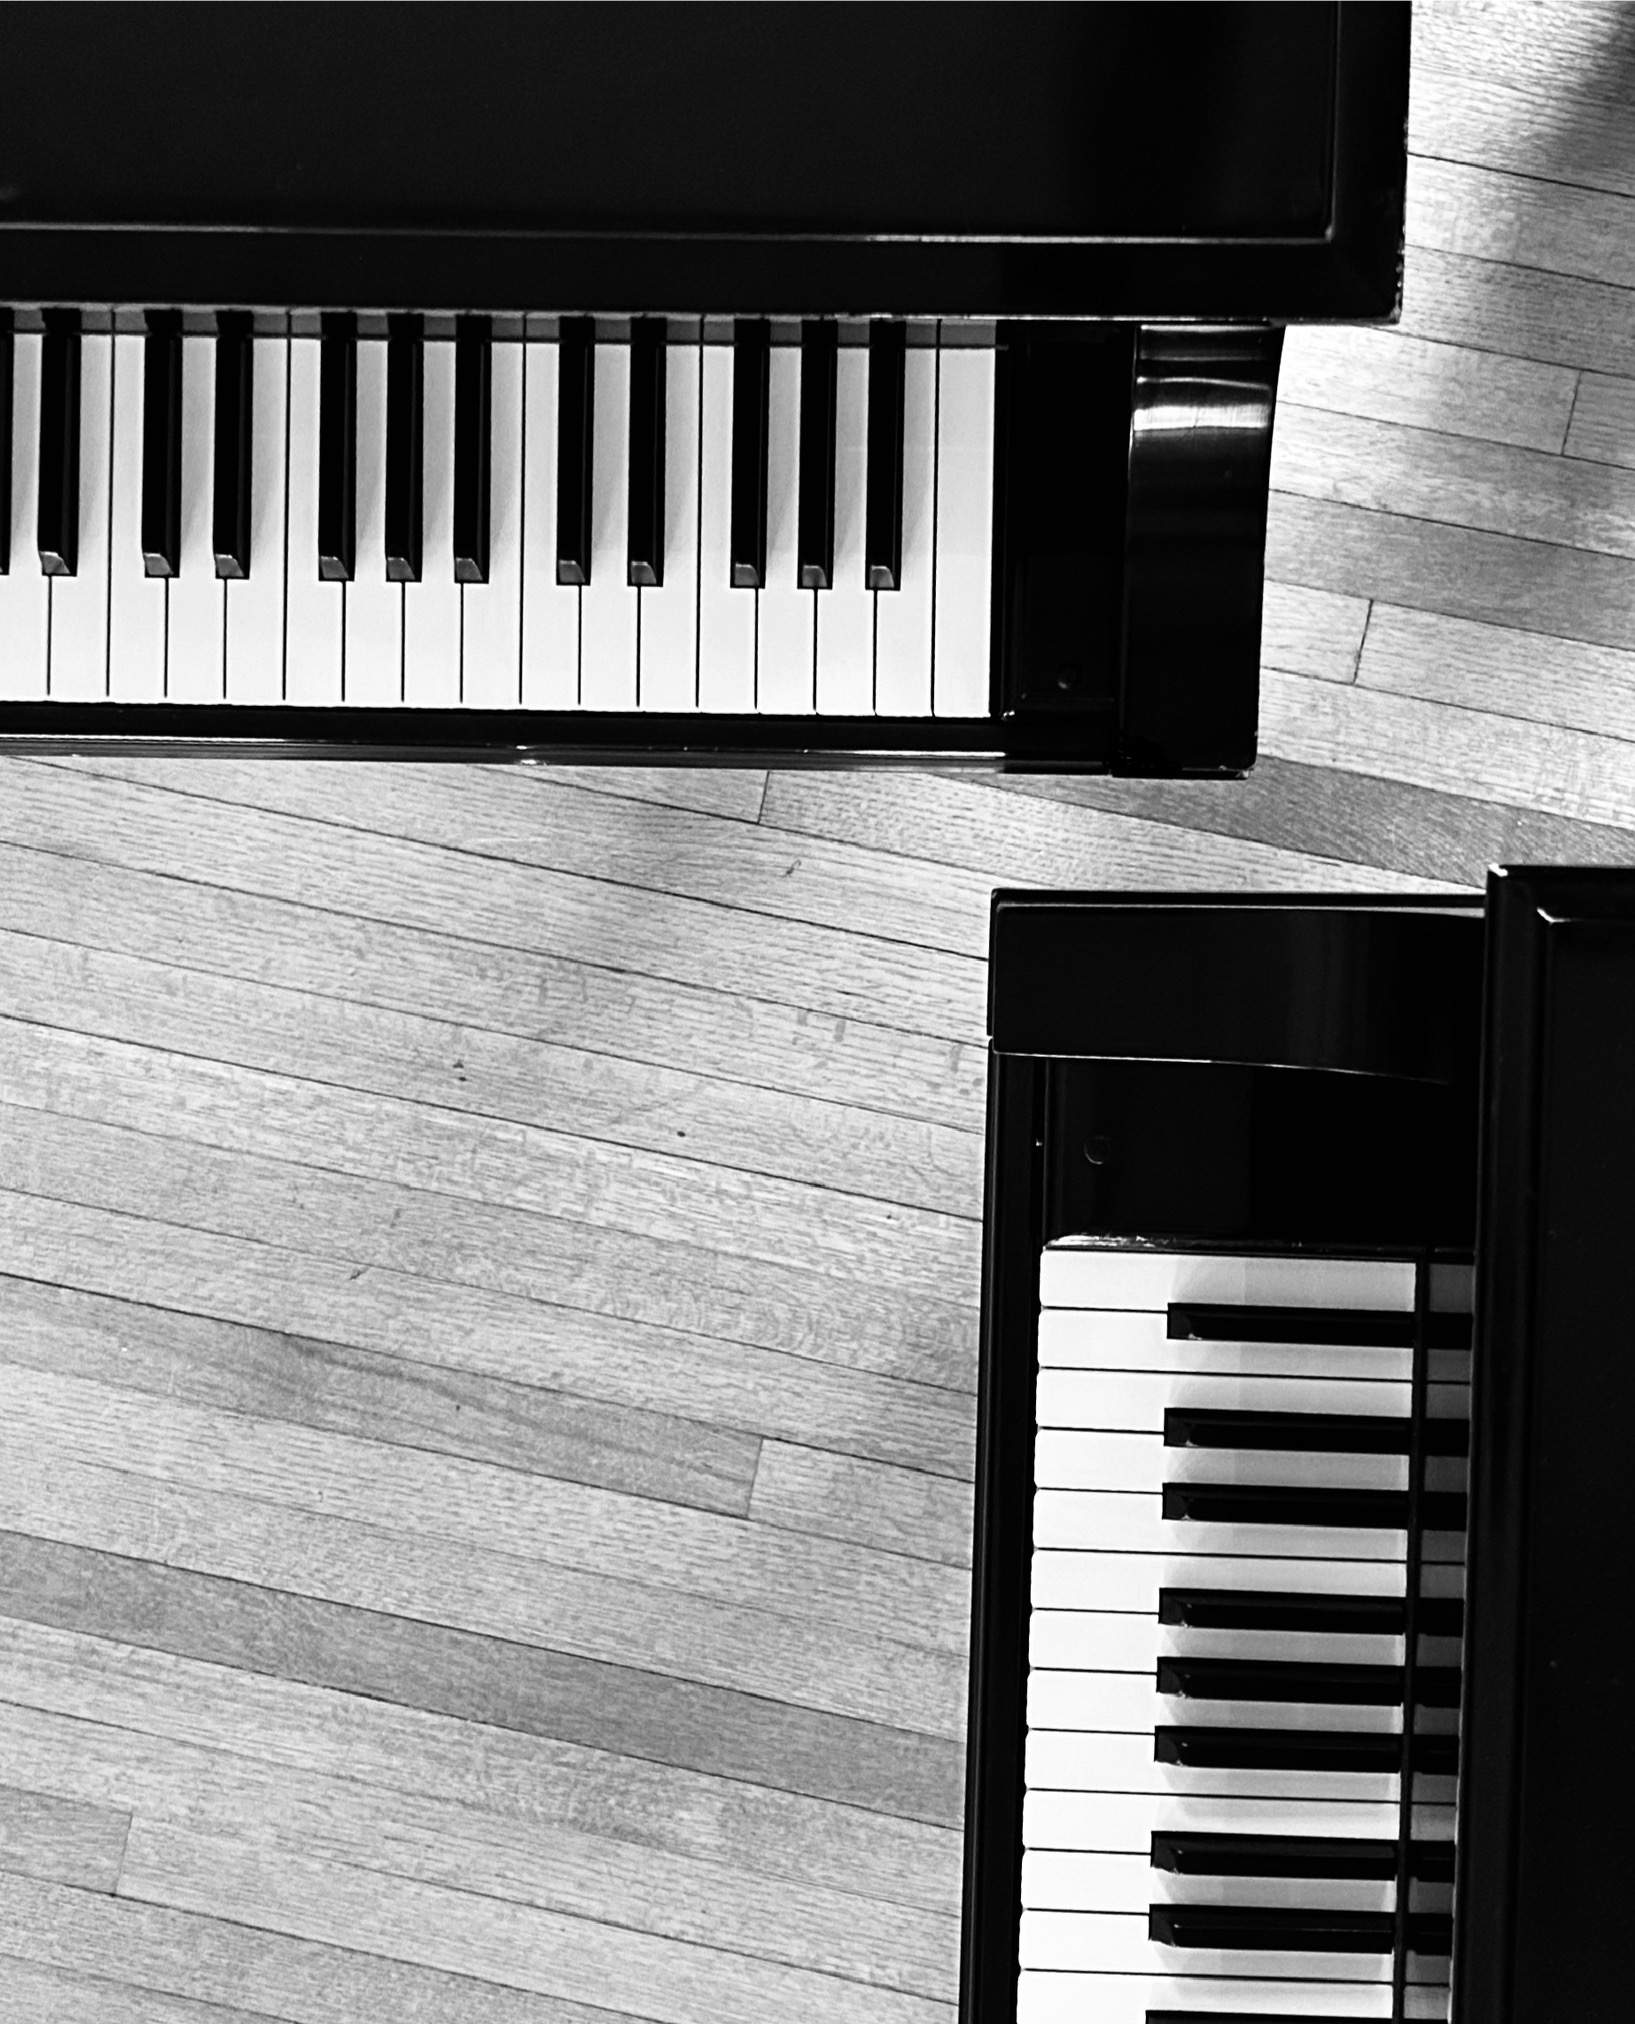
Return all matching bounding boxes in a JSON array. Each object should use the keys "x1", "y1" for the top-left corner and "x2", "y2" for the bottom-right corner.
[
  {"x1": 454, "y1": 315, "x2": 491, "y2": 585},
  {"x1": 1151, "y1": 1833, "x2": 1456, "y2": 1883},
  {"x1": 797, "y1": 319, "x2": 837, "y2": 589},
  {"x1": 1159, "y1": 1588, "x2": 1418, "y2": 1635},
  {"x1": 1156, "y1": 1654, "x2": 1462, "y2": 1708},
  {"x1": 212, "y1": 312, "x2": 253, "y2": 579},
  {"x1": 385, "y1": 314, "x2": 423, "y2": 584},
  {"x1": 556, "y1": 316, "x2": 594, "y2": 586},
  {"x1": 317, "y1": 312, "x2": 357, "y2": 582},
  {"x1": 626, "y1": 317, "x2": 666, "y2": 588},
  {"x1": 0, "y1": 311, "x2": 12, "y2": 574},
  {"x1": 1151, "y1": 1832, "x2": 1398, "y2": 1878},
  {"x1": 729, "y1": 318, "x2": 769, "y2": 589},
  {"x1": 864, "y1": 318, "x2": 906, "y2": 591},
  {"x1": 1154, "y1": 1589, "x2": 1466, "y2": 1640},
  {"x1": 1155, "y1": 1725, "x2": 1402, "y2": 1774},
  {"x1": 1168, "y1": 1302, "x2": 1472, "y2": 1349},
  {"x1": 37, "y1": 308, "x2": 81, "y2": 576},
  {"x1": 1156, "y1": 1726, "x2": 1459, "y2": 1776},
  {"x1": 141, "y1": 309, "x2": 182, "y2": 578},
  {"x1": 1148, "y1": 1903, "x2": 1394, "y2": 1951},
  {"x1": 1158, "y1": 1656, "x2": 1405, "y2": 1705},
  {"x1": 1162, "y1": 1482, "x2": 1468, "y2": 1531},
  {"x1": 1164, "y1": 1408, "x2": 1469, "y2": 1456}
]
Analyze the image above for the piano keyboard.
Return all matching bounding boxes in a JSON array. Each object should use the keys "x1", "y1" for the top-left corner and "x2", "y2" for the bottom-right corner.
[
  {"x1": 0, "y1": 317, "x2": 994, "y2": 714},
  {"x1": 1022, "y1": 1245, "x2": 1469, "y2": 2024}
]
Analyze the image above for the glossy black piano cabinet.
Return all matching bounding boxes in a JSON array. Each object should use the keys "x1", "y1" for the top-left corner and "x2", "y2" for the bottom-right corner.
[{"x1": 0, "y1": 3, "x2": 1408, "y2": 322}]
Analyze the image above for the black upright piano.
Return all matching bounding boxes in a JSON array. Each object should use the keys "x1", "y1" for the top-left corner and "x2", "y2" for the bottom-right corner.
[
  {"x1": 963, "y1": 872, "x2": 1635, "y2": 2021},
  {"x1": 0, "y1": 2, "x2": 1409, "y2": 771}
]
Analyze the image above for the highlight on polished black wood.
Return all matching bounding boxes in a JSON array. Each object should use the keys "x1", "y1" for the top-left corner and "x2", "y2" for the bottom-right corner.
[
  {"x1": 0, "y1": 4, "x2": 1410, "y2": 767},
  {"x1": 959, "y1": 876, "x2": 1635, "y2": 2023}
]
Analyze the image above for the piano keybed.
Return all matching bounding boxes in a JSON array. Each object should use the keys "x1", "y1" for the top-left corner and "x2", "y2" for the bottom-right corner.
[
  {"x1": 1020, "y1": 1246, "x2": 1469, "y2": 2024},
  {"x1": 0, "y1": 316, "x2": 994, "y2": 716}
]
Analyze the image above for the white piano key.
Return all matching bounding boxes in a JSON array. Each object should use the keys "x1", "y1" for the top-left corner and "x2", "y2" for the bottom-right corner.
[
  {"x1": 697, "y1": 338, "x2": 754, "y2": 712},
  {"x1": 107, "y1": 332, "x2": 165, "y2": 701},
  {"x1": 1039, "y1": 1307, "x2": 1414, "y2": 1384},
  {"x1": 1025, "y1": 1726, "x2": 1401, "y2": 1806},
  {"x1": 580, "y1": 340, "x2": 637, "y2": 710},
  {"x1": 283, "y1": 336, "x2": 343, "y2": 704},
  {"x1": 1031, "y1": 1611, "x2": 1404, "y2": 1673},
  {"x1": 755, "y1": 340, "x2": 814, "y2": 711},
  {"x1": 1017, "y1": 1971, "x2": 1390, "y2": 2024},
  {"x1": 1032, "y1": 1551, "x2": 1403, "y2": 1614},
  {"x1": 1041, "y1": 1246, "x2": 1417, "y2": 1313},
  {"x1": 638, "y1": 335, "x2": 700, "y2": 711},
  {"x1": 814, "y1": 340, "x2": 873, "y2": 712},
  {"x1": 0, "y1": 333, "x2": 48, "y2": 697},
  {"x1": 1025, "y1": 1848, "x2": 1398, "y2": 1916},
  {"x1": 932, "y1": 336, "x2": 994, "y2": 715},
  {"x1": 1021, "y1": 1906, "x2": 1391, "y2": 1982},
  {"x1": 48, "y1": 332, "x2": 113, "y2": 699},
  {"x1": 873, "y1": 339, "x2": 935, "y2": 714},
  {"x1": 1024, "y1": 1786, "x2": 1430, "y2": 1854},
  {"x1": 402, "y1": 337, "x2": 460, "y2": 707},
  {"x1": 225, "y1": 333, "x2": 289, "y2": 705},
  {"x1": 164, "y1": 334, "x2": 225, "y2": 702},
  {"x1": 1037, "y1": 1431, "x2": 1410, "y2": 1495},
  {"x1": 520, "y1": 339, "x2": 580, "y2": 707},
  {"x1": 1030, "y1": 1669, "x2": 1402, "y2": 1736},
  {"x1": 1039, "y1": 1367, "x2": 1411, "y2": 1430},
  {"x1": 1033, "y1": 1491, "x2": 1405, "y2": 1562},
  {"x1": 462, "y1": 338, "x2": 523, "y2": 707},
  {"x1": 344, "y1": 338, "x2": 402, "y2": 706}
]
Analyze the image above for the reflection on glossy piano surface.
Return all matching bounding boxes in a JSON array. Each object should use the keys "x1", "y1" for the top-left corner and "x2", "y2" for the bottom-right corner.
[
  {"x1": 0, "y1": 2, "x2": 1408, "y2": 769},
  {"x1": 963, "y1": 877, "x2": 1635, "y2": 2021}
]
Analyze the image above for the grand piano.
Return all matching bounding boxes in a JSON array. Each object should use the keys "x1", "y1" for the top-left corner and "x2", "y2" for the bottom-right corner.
[
  {"x1": 961, "y1": 874, "x2": 1635, "y2": 2021},
  {"x1": 0, "y1": 1, "x2": 1409, "y2": 771}
]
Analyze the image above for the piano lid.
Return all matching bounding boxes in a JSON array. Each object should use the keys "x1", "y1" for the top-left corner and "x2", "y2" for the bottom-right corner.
[{"x1": 0, "y1": 3, "x2": 1409, "y2": 319}]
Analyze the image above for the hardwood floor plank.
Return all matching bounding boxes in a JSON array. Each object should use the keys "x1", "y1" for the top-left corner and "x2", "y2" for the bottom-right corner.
[
  {"x1": 0, "y1": 1532, "x2": 962, "y2": 1828},
  {"x1": 0, "y1": 1439, "x2": 969, "y2": 1735},
  {"x1": 521, "y1": 767, "x2": 766, "y2": 824},
  {"x1": 0, "y1": 1198, "x2": 980, "y2": 1464},
  {"x1": 1279, "y1": 322, "x2": 1577, "y2": 451},
  {"x1": 748, "y1": 1445, "x2": 973, "y2": 1571},
  {"x1": 116, "y1": 1819, "x2": 954, "y2": 2024},
  {"x1": 0, "y1": 838, "x2": 987, "y2": 1132},
  {"x1": 1259, "y1": 580, "x2": 1369, "y2": 683},
  {"x1": 1400, "y1": 244, "x2": 1635, "y2": 378},
  {"x1": 0, "y1": 1619, "x2": 962, "y2": 1913},
  {"x1": 757, "y1": 767, "x2": 1469, "y2": 894},
  {"x1": 30, "y1": 758, "x2": 994, "y2": 961},
  {"x1": 0, "y1": 1703, "x2": 960, "y2": 2000},
  {"x1": 0, "y1": 1871, "x2": 633, "y2": 2023},
  {"x1": 1411, "y1": 51, "x2": 1635, "y2": 198},
  {"x1": 1259, "y1": 668, "x2": 1635, "y2": 828},
  {"x1": 0, "y1": 1954, "x2": 287, "y2": 2023},
  {"x1": 1267, "y1": 490, "x2": 1635, "y2": 653},
  {"x1": 1565, "y1": 371, "x2": 1635, "y2": 468},
  {"x1": 0, "y1": 1052, "x2": 982, "y2": 1309},
  {"x1": 0, "y1": 1278, "x2": 759, "y2": 1520},
  {"x1": 0, "y1": 765, "x2": 984, "y2": 1040},
  {"x1": 981, "y1": 756, "x2": 1635, "y2": 891},
  {"x1": 0, "y1": 1782, "x2": 129, "y2": 1893},
  {"x1": 1272, "y1": 400, "x2": 1635, "y2": 560},
  {"x1": 1414, "y1": 0, "x2": 1634, "y2": 107},
  {"x1": 0, "y1": 1361, "x2": 971, "y2": 1660},
  {"x1": 1357, "y1": 600, "x2": 1635, "y2": 743},
  {"x1": 1408, "y1": 152, "x2": 1635, "y2": 290},
  {"x1": 0, "y1": 929, "x2": 983, "y2": 1216}
]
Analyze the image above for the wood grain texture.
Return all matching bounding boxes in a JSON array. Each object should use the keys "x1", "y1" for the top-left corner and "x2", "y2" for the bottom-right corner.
[{"x1": 2, "y1": 0, "x2": 1632, "y2": 2011}]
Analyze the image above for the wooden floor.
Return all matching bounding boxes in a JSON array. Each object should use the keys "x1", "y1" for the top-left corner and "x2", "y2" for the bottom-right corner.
[{"x1": 2, "y1": 3, "x2": 1633, "y2": 2018}]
